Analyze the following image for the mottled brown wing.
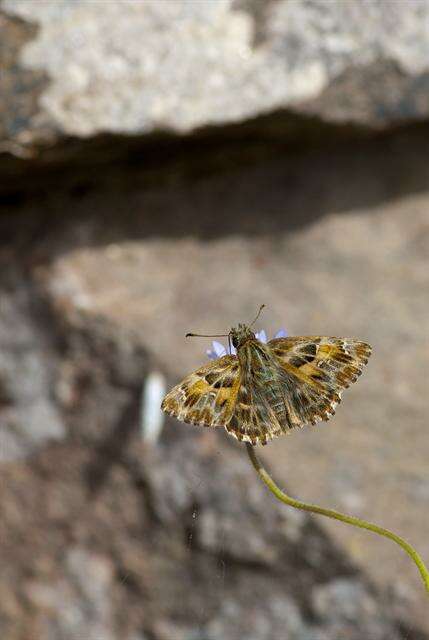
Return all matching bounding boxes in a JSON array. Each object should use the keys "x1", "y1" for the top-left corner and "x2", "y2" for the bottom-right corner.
[
  {"x1": 161, "y1": 355, "x2": 240, "y2": 428},
  {"x1": 162, "y1": 337, "x2": 371, "y2": 446},
  {"x1": 267, "y1": 336, "x2": 371, "y2": 430}
]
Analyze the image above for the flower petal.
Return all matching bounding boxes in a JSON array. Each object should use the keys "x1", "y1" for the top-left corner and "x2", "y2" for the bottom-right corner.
[
  {"x1": 274, "y1": 328, "x2": 288, "y2": 338},
  {"x1": 206, "y1": 328, "x2": 288, "y2": 359},
  {"x1": 256, "y1": 329, "x2": 267, "y2": 343},
  {"x1": 213, "y1": 341, "x2": 227, "y2": 357}
]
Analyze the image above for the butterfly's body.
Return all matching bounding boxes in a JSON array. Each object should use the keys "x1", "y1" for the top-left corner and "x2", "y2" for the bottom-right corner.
[{"x1": 161, "y1": 323, "x2": 371, "y2": 446}]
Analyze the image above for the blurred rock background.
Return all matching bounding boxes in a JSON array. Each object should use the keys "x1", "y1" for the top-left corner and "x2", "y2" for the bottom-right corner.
[{"x1": 1, "y1": 1, "x2": 429, "y2": 638}]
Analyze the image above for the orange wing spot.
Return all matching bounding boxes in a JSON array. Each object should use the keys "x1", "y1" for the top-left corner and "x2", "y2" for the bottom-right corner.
[
  {"x1": 189, "y1": 379, "x2": 210, "y2": 395},
  {"x1": 216, "y1": 387, "x2": 233, "y2": 407},
  {"x1": 299, "y1": 362, "x2": 323, "y2": 378},
  {"x1": 225, "y1": 375, "x2": 241, "y2": 413},
  {"x1": 316, "y1": 344, "x2": 340, "y2": 359},
  {"x1": 280, "y1": 361, "x2": 324, "y2": 389}
]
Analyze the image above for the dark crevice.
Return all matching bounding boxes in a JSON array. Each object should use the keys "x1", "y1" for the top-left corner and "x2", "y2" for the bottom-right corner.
[
  {"x1": 397, "y1": 622, "x2": 429, "y2": 640},
  {"x1": 0, "y1": 118, "x2": 428, "y2": 260},
  {"x1": 131, "y1": 473, "x2": 165, "y2": 529},
  {"x1": 1, "y1": 109, "x2": 429, "y2": 201}
]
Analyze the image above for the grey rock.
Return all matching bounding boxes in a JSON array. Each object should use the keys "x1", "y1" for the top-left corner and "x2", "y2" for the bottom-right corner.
[
  {"x1": 312, "y1": 578, "x2": 378, "y2": 621},
  {"x1": 0, "y1": 282, "x2": 66, "y2": 462},
  {"x1": 29, "y1": 133, "x2": 429, "y2": 633},
  {"x1": 1, "y1": 6, "x2": 428, "y2": 632},
  {"x1": 311, "y1": 579, "x2": 395, "y2": 640},
  {"x1": 0, "y1": 277, "x2": 420, "y2": 640},
  {"x1": 203, "y1": 596, "x2": 308, "y2": 640},
  {"x1": 1, "y1": 0, "x2": 429, "y2": 152},
  {"x1": 25, "y1": 547, "x2": 115, "y2": 640}
]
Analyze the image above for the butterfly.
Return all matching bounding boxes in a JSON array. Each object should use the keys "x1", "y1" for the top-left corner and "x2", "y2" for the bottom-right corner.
[{"x1": 161, "y1": 310, "x2": 371, "y2": 446}]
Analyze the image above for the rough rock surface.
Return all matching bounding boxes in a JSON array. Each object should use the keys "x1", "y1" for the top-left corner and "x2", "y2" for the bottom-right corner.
[
  {"x1": 1, "y1": 122, "x2": 429, "y2": 636},
  {"x1": 0, "y1": 272, "x2": 419, "y2": 638},
  {"x1": 0, "y1": 274, "x2": 66, "y2": 462},
  {"x1": 34, "y1": 139, "x2": 429, "y2": 631},
  {"x1": 2, "y1": 0, "x2": 429, "y2": 151},
  {"x1": 1, "y1": 1, "x2": 429, "y2": 637}
]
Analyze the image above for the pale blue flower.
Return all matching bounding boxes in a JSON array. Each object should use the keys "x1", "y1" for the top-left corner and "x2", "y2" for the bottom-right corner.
[{"x1": 207, "y1": 328, "x2": 288, "y2": 360}]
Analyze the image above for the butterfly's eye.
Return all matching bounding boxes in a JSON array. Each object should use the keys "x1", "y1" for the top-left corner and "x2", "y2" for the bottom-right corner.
[{"x1": 231, "y1": 333, "x2": 238, "y2": 349}]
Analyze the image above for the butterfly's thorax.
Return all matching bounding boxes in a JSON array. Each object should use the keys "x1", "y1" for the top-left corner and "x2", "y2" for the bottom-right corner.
[{"x1": 237, "y1": 339, "x2": 271, "y2": 373}]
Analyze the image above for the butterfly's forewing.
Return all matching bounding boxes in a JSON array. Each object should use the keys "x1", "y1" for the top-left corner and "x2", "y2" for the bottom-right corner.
[
  {"x1": 226, "y1": 336, "x2": 371, "y2": 445},
  {"x1": 161, "y1": 355, "x2": 240, "y2": 428},
  {"x1": 267, "y1": 336, "x2": 371, "y2": 427}
]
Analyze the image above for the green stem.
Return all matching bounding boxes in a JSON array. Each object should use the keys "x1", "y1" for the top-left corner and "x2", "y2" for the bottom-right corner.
[{"x1": 245, "y1": 442, "x2": 429, "y2": 595}]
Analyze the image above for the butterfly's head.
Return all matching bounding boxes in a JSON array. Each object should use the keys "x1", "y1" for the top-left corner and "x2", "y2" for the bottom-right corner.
[
  {"x1": 186, "y1": 306, "x2": 265, "y2": 353},
  {"x1": 230, "y1": 323, "x2": 255, "y2": 350}
]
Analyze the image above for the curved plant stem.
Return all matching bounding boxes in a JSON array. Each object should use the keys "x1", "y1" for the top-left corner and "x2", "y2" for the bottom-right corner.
[{"x1": 245, "y1": 442, "x2": 429, "y2": 595}]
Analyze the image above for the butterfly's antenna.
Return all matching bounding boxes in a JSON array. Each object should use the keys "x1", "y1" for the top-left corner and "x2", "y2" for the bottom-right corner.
[
  {"x1": 186, "y1": 333, "x2": 228, "y2": 338},
  {"x1": 249, "y1": 304, "x2": 266, "y2": 328}
]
